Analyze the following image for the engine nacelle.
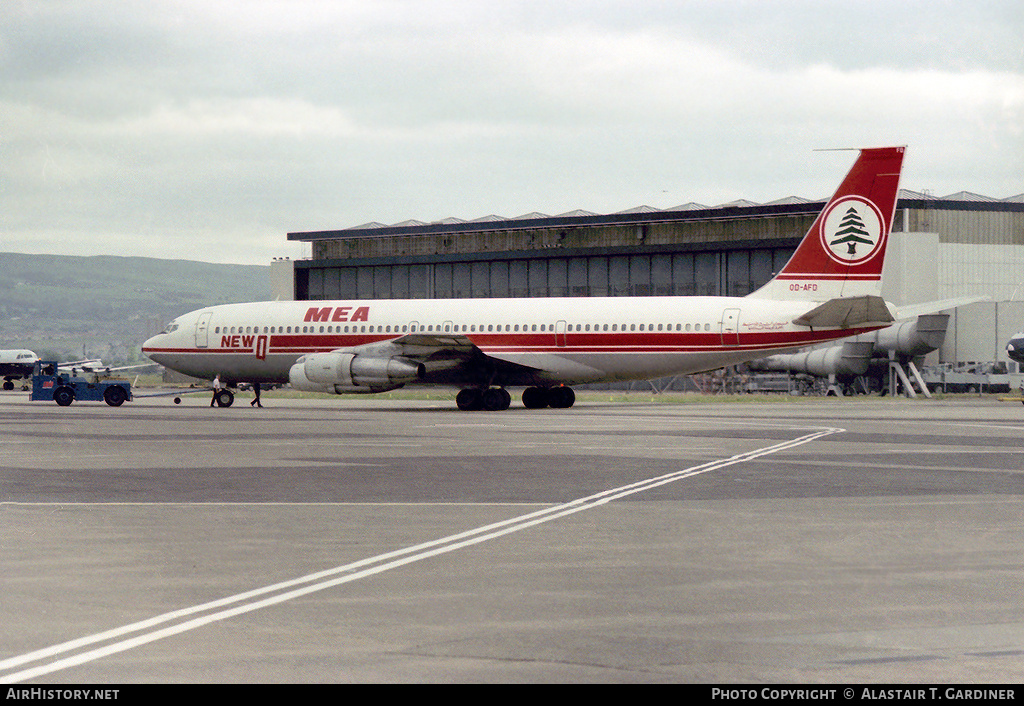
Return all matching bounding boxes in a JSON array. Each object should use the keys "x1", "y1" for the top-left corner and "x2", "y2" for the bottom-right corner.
[
  {"x1": 749, "y1": 340, "x2": 873, "y2": 378},
  {"x1": 869, "y1": 314, "x2": 949, "y2": 358},
  {"x1": 748, "y1": 315, "x2": 951, "y2": 380},
  {"x1": 289, "y1": 351, "x2": 425, "y2": 394},
  {"x1": 349, "y1": 355, "x2": 425, "y2": 386},
  {"x1": 298, "y1": 352, "x2": 352, "y2": 386}
]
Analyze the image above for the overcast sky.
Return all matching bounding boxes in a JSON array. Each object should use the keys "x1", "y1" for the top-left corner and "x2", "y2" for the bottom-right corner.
[{"x1": 3, "y1": 0, "x2": 1022, "y2": 265}]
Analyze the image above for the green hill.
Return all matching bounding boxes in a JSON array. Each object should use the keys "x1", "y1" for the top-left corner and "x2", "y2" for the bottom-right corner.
[{"x1": 0, "y1": 252, "x2": 273, "y2": 365}]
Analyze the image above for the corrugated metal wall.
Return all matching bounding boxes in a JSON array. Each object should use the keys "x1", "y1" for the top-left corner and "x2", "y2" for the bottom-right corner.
[
  {"x1": 302, "y1": 247, "x2": 795, "y2": 301},
  {"x1": 311, "y1": 214, "x2": 820, "y2": 262},
  {"x1": 905, "y1": 208, "x2": 1024, "y2": 245}
]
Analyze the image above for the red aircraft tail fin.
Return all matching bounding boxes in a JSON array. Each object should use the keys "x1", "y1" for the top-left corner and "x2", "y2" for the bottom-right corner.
[{"x1": 750, "y1": 146, "x2": 905, "y2": 301}]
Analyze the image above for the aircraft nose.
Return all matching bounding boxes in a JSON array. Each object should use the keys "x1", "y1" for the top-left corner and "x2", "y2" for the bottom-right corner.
[{"x1": 142, "y1": 333, "x2": 167, "y2": 362}]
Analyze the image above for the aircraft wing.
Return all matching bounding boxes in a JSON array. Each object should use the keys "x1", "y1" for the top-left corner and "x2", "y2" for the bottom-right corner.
[
  {"x1": 59, "y1": 358, "x2": 103, "y2": 368},
  {"x1": 387, "y1": 332, "x2": 600, "y2": 383},
  {"x1": 355, "y1": 332, "x2": 544, "y2": 381},
  {"x1": 60, "y1": 362, "x2": 157, "y2": 374},
  {"x1": 105, "y1": 363, "x2": 167, "y2": 372},
  {"x1": 389, "y1": 332, "x2": 478, "y2": 355},
  {"x1": 792, "y1": 295, "x2": 895, "y2": 329}
]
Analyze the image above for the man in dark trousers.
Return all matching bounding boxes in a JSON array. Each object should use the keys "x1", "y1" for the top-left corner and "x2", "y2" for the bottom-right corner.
[{"x1": 210, "y1": 374, "x2": 221, "y2": 407}]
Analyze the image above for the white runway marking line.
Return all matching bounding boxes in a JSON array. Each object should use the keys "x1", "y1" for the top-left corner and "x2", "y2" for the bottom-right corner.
[{"x1": 0, "y1": 424, "x2": 843, "y2": 683}]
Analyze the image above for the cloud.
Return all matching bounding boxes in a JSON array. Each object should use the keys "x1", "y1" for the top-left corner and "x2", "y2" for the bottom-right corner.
[{"x1": 1, "y1": 0, "x2": 1021, "y2": 265}]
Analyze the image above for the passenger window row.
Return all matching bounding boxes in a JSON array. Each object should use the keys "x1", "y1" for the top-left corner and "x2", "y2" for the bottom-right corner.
[{"x1": 216, "y1": 322, "x2": 714, "y2": 335}]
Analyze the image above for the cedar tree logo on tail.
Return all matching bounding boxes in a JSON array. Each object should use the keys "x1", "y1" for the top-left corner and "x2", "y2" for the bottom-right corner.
[{"x1": 820, "y1": 195, "x2": 885, "y2": 265}]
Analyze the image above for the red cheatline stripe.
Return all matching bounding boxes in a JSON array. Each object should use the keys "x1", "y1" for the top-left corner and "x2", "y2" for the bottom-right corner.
[
  {"x1": 773, "y1": 273, "x2": 881, "y2": 280},
  {"x1": 143, "y1": 325, "x2": 881, "y2": 361}
]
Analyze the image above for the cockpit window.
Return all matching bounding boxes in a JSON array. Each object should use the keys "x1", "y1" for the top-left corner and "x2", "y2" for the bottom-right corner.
[{"x1": 162, "y1": 321, "x2": 181, "y2": 334}]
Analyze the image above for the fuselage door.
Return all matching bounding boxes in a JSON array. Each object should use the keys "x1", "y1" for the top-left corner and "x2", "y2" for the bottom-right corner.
[
  {"x1": 556, "y1": 320, "x2": 567, "y2": 347},
  {"x1": 721, "y1": 308, "x2": 740, "y2": 346},
  {"x1": 195, "y1": 311, "x2": 214, "y2": 348}
]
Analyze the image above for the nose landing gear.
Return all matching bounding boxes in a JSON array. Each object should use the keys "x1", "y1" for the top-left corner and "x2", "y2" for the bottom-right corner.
[{"x1": 213, "y1": 389, "x2": 235, "y2": 407}]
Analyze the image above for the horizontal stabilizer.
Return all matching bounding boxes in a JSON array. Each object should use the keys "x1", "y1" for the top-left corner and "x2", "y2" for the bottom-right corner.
[
  {"x1": 890, "y1": 296, "x2": 989, "y2": 321},
  {"x1": 793, "y1": 295, "x2": 894, "y2": 329}
]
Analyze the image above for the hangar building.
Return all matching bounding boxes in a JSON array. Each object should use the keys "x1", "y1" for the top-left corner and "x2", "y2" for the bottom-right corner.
[{"x1": 281, "y1": 190, "x2": 1024, "y2": 372}]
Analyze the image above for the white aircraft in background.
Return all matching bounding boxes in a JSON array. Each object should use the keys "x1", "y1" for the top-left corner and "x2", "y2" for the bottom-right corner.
[
  {"x1": 60, "y1": 359, "x2": 152, "y2": 376},
  {"x1": 1, "y1": 354, "x2": 153, "y2": 391},
  {"x1": 1, "y1": 349, "x2": 39, "y2": 390},
  {"x1": 1007, "y1": 332, "x2": 1024, "y2": 366},
  {"x1": 145, "y1": 146, "x2": 930, "y2": 411}
]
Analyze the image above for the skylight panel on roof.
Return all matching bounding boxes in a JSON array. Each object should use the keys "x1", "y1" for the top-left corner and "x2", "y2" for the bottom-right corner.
[
  {"x1": 898, "y1": 188, "x2": 931, "y2": 199},
  {"x1": 940, "y1": 191, "x2": 997, "y2": 202},
  {"x1": 763, "y1": 196, "x2": 811, "y2": 206},
  {"x1": 665, "y1": 202, "x2": 709, "y2": 211},
  {"x1": 715, "y1": 199, "x2": 759, "y2": 208},
  {"x1": 615, "y1": 205, "x2": 662, "y2": 214}
]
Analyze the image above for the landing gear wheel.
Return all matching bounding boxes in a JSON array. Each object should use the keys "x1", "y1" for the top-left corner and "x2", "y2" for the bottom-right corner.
[
  {"x1": 53, "y1": 386, "x2": 75, "y2": 407},
  {"x1": 215, "y1": 389, "x2": 235, "y2": 407},
  {"x1": 548, "y1": 386, "x2": 576, "y2": 409},
  {"x1": 456, "y1": 388, "x2": 483, "y2": 411},
  {"x1": 103, "y1": 385, "x2": 127, "y2": 407},
  {"x1": 2, "y1": 380, "x2": 13, "y2": 391},
  {"x1": 482, "y1": 387, "x2": 511, "y2": 411},
  {"x1": 457, "y1": 387, "x2": 510, "y2": 411},
  {"x1": 522, "y1": 386, "x2": 549, "y2": 409}
]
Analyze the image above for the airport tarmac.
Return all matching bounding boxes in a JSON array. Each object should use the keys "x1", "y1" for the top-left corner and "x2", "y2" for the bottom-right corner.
[{"x1": 1, "y1": 390, "x2": 1022, "y2": 683}]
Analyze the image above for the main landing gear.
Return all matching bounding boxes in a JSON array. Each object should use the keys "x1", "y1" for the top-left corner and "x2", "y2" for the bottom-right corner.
[
  {"x1": 456, "y1": 387, "x2": 511, "y2": 411},
  {"x1": 456, "y1": 386, "x2": 576, "y2": 411}
]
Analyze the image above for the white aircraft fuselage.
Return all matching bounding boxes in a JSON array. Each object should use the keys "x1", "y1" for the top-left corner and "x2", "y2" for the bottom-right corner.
[
  {"x1": 1, "y1": 349, "x2": 39, "y2": 389},
  {"x1": 144, "y1": 295, "x2": 875, "y2": 386},
  {"x1": 144, "y1": 147, "x2": 909, "y2": 410}
]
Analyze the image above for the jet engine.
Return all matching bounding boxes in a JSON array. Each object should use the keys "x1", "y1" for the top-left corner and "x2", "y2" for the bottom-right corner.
[
  {"x1": 749, "y1": 340, "x2": 873, "y2": 378},
  {"x1": 749, "y1": 314, "x2": 950, "y2": 379},
  {"x1": 870, "y1": 314, "x2": 949, "y2": 358},
  {"x1": 289, "y1": 351, "x2": 425, "y2": 394}
]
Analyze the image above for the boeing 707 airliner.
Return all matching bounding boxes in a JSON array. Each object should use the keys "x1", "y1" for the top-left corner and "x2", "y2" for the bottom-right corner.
[{"x1": 144, "y1": 146, "x2": 910, "y2": 410}]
